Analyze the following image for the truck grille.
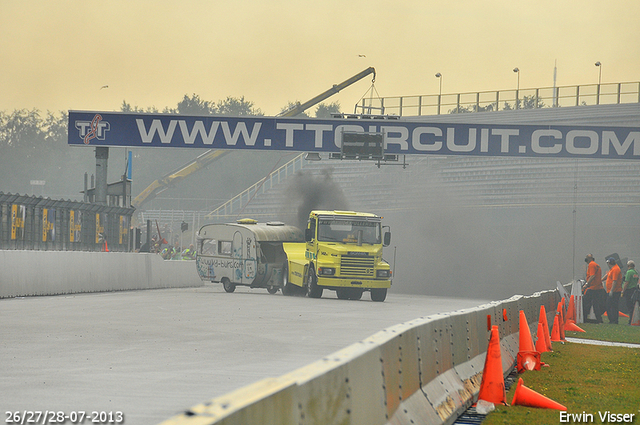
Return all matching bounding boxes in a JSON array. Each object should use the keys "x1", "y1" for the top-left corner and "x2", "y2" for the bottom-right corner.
[{"x1": 340, "y1": 255, "x2": 374, "y2": 277}]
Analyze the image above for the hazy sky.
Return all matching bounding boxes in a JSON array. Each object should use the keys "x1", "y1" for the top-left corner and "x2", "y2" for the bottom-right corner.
[{"x1": 2, "y1": 1, "x2": 638, "y2": 116}]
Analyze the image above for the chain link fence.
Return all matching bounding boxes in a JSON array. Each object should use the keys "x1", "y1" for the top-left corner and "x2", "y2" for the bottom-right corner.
[{"x1": 0, "y1": 192, "x2": 135, "y2": 252}]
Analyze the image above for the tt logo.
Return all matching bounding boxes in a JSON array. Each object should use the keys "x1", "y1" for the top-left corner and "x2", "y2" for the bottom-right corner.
[{"x1": 75, "y1": 114, "x2": 111, "y2": 144}]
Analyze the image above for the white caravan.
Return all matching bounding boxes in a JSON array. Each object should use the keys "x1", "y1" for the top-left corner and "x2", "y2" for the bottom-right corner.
[{"x1": 195, "y1": 219, "x2": 304, "y2": 293}]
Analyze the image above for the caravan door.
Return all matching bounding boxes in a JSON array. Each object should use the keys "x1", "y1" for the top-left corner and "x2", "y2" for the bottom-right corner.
[{"x1": 232, "y1": 230, "x2": 257, "y2": 285}]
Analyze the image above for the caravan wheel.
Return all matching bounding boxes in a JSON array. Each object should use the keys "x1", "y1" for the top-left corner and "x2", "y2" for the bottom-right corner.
[{"x1": 222, "y1": 278, "x2": 236, "y2": 293}]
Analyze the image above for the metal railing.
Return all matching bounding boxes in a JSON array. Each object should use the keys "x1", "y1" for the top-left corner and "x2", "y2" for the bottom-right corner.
[
  {"x1": 355, "y1": 81, "x2": 640, "y2": 117},
  {"x1": 204, "y1": 153, "x2": 308, "y2": 221}
]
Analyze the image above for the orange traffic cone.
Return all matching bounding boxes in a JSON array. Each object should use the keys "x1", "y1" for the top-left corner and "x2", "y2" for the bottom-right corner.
[
  {"x1": 518, "y1": 310, "x2": 535, "y2": 352},
  {"x1": 564, "y1": 320, "x2": 586, "y2": 333},
  {"x1": 631, "y1": 301, "x2": 640, "y2": 326},
  {"x1": 517, "y1": 351, "x2": 541, "y2": 373},
  {"x1": 566, "y1": 295, "x2": 576, "y2": 323},
  {"x1": 539, "y1": 305, "x2": 552, "y2": 351},
  {"x1": 535, "y1": 322, "x2": 550, "y2": 353},
  {"x1": 557, "y1": 302, "x2": 566, "y2": 341},
  {"x1": 550, "y1": 314, "x2": 562, "y2": 342},
  {"x1": 517, "y1": 310, "x2": 540, "y2": 372},
  {"x1": 511, "y1": 378, "x2": 567, "y2": 410},
  {"x1": 477, "y1": 325, "x2": 507, "y2": 411}
]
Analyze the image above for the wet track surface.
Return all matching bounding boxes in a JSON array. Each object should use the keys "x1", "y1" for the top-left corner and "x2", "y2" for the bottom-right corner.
[{"x1": 1, "y1": 285, "x2": 489, "y2": 424}]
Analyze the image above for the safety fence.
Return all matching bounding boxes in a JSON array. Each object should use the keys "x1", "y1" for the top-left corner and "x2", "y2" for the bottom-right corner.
[
  {"x1": 159, "y1": 288, "x2": 559, "y2": 425},
  {"x1": 355, "y1": 81, "x2": 640, "y2": 117},
  {"x1": 0, "y1": 192, "x2": 135, "y2": 252}
]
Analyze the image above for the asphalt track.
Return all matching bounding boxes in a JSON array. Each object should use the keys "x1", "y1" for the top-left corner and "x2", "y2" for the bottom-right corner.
[{"x1": 1, "y1": 285, "x2": 489, "y2": 424}]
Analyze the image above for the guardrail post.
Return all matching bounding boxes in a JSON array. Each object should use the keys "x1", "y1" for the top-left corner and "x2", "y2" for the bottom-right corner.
[{"x1": 617, "y1": 83, "x2": 621, "y2": 104}]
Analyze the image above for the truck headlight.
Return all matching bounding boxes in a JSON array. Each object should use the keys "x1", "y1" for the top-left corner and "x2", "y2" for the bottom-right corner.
[
  {"x1": 318, "y1": 267, "x2": 335, "y2": 276},
  {"x1": 377, "y1": 270, "x2": 390, "y2": 278}
]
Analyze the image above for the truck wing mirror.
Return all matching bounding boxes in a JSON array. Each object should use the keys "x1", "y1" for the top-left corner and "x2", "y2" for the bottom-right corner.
[
  {"x1": 305, "y1": 228, "x2": 313, "y2": 242},
  {"x1": 383, "y1": 231, "x2": 391, "y2": 247}
]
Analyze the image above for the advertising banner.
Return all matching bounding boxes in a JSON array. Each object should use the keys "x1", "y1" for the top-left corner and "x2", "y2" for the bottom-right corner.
[
  {"x1": 95, "y1": 213, "x2": 105, "y2": 244},
  {"x1": 119, "y1": 215, "x2": 128, "y2": 245},
  {"x1": 42, "y1": 208, "x2": 55, "y2": 242},
  {"x1": 11, "y1": 205, "x2": 25, "y2": 240},
  {"x1": 69, "y1": 210, "x2": 82, "y2": 243},
  {"x1": 69, "y1": 111, "x2": 640, "y2": 160}
]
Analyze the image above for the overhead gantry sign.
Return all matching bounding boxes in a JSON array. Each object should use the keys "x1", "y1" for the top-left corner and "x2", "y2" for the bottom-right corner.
[{"x1": 68, "y1": 111, "x2": 640, "y2": 160}]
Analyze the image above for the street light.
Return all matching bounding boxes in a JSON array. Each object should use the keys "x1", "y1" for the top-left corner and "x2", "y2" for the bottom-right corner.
[
  {"x1": 513, "y1": 68, "x2": 520, "y2": 109},
  {"x1": 435, "y1": 73, "x2": 442, "y2": 114},
  {"x1": 595, "y1": 61, "x2": 602, "y2": 104}
]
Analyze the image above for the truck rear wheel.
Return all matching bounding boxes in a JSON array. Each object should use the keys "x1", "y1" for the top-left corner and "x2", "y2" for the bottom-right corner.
[
  {"x1": 222, "y1": 278, "x2": 236, "y2": 293},
  {"x1": 281, "y1": 262, "x2": 293, "y2": 296},
  {"x1": 306, "y1": 266, "x2": 323, "y2": 299},
  {"x1": 370, "y1": 288, "x2": 387, "y2": 302}
]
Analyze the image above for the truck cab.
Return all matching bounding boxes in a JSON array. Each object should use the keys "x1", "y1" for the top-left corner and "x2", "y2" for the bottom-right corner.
[{"x1": 282, "y1": 210, "x2": 392, "y2": 301}]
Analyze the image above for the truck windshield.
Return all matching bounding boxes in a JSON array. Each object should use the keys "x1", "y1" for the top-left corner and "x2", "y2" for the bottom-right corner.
[{"x1": 317, "y1": 219, "x2": 380, "y2": 244}]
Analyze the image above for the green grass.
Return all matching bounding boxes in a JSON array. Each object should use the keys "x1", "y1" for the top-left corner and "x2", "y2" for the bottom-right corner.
[
  {"x1": 483, "y1": 323, "x2": 640, "y2": 425},
  {"x1": 566, "y1": 322, "x2": 640, "y2": 344}
]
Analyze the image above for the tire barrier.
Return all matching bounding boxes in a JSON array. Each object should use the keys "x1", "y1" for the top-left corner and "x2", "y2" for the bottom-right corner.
[
  {"x1": 0, "y1": 251, "x2": 203, "y2": 298},
  {"x1": 159, "y1": 289, "x2": 560, "y2": 425}
]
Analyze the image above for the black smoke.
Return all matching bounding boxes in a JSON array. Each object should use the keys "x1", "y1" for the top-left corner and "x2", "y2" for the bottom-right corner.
[{"x1": 283, "y1": 168, "x2": 350, "y2": 229}]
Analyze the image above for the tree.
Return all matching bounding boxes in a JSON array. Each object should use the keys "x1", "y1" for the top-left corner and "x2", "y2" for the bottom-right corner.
[
  {"x1": 176, "y1": 94, "x2": 216, "y2": 115},
  {"x1": 315, "y1": 101, "x2": 341, "y2": 118},
  {"x1": 503, "y1": 95, "x2": 546, "y2": 111},
  {"x1": 279, "y1": 101, "x2": 310, "y2": 118},
  {"x1": 120, "y1": 101, "x2": 160, "y2": 114},
  {"x1": 216, "y1": 96, "x2": 263, "y2": 116}
]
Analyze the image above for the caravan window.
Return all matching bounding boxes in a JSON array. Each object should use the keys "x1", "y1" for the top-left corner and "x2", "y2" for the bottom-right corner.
[
  {"x1": 218, "y1": 240, "x2": 232, "y2": 256},
  {"x1": 198, "y1": 238, "x2": 217, "y2": 256}
]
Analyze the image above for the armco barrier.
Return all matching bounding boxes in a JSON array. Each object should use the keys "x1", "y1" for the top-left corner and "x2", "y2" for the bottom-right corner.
[
  {"x1": 0, "y1": 250, "x2": 203, "y2": 298},
  {"x1": 159, "y1": 289, "x2": 560, "y2": 425}
]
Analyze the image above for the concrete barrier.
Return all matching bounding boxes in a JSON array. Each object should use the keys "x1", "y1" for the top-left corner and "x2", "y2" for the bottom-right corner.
[
  {"x1": 159, "y1": 288, "x2": 561, "y2": 425},
  {"x1": 0, "y1": 250, "x2": 203, "y2": 298}
]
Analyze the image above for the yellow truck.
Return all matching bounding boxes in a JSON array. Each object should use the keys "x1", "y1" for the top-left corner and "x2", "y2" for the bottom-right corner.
[
  {"x1": 195, "y1": 210, "x2": 392, "y2": 301},
  {"x1": 282, "y1": 210, "x2": 392, "y2": 302}
]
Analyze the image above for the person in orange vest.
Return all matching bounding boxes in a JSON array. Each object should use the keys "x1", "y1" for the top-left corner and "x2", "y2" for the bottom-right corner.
[
  {"x1": 582, "y1": 254, "x2": 605, "y2": 323},
  {"x1": 604, "y1": 257, "x2": 623, "y2": 324}
]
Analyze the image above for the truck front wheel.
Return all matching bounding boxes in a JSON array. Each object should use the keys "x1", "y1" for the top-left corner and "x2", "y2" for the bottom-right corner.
[
  {"x1": 306, "y1": 266, "x2": 323, "y2": 299},
  {"x1": 370, "y1": 288, "x2": 387, "y2": 302}
]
